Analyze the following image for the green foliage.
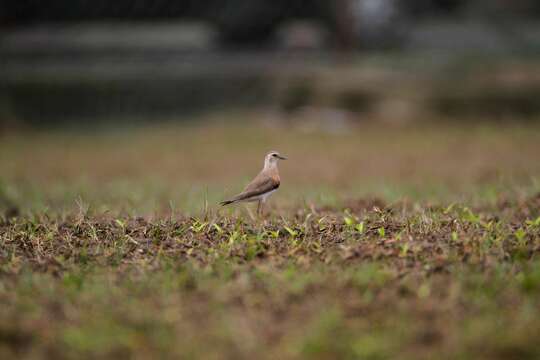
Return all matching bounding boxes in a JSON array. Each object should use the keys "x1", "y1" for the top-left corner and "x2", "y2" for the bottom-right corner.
[
  {"x1": 355, "y1": 221, "x2": 365, "y2": 234},
  {"x1": 283, "y1": 225, "x2": 299, "y2": 238}
]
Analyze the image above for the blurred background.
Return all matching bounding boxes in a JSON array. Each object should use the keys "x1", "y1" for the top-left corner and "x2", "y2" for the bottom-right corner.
[
  {"x1": 2, "y1": 0, "x2": 540, "y2": 126},
  {"x1": 1, "y1": 0, "x2": 540, "y2": 214}
]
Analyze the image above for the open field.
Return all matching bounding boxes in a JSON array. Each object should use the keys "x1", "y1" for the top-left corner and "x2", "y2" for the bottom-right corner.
[
  {"x1": 1, "y1": 118, "x2": 540, "y2": 359},
  {"x1": 2, "y1": 116, "x2": 540, "y2": 214}
]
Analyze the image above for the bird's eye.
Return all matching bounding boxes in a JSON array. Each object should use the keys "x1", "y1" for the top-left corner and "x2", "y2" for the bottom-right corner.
[{"x1": 272, "y1": 154, "x2": 277, "y2": 157}]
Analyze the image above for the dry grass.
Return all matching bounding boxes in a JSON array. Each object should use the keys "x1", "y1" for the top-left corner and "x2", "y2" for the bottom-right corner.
[
  {"x1": 1, "y1": 117, "x2": 539, "y2": 213},
  {"x1": 1, "y1": 118, "x2": 540, "y2": 359},
  {"x1": 1, "y1": 195, "x2": 540, "y2": 359}
]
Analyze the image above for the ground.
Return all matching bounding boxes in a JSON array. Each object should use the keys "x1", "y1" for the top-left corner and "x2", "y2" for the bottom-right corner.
[{"x1": 1, "y1": 116, "x2": 540, "y2": 359}]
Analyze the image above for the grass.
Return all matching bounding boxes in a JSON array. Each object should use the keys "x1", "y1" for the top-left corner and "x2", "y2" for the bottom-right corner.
[
  {"x1": 1, "y1": 116, "x2": 540, "y2": 214},
  {"x1": 1, "y1": 117, "x2": 540, "y2": 359}
]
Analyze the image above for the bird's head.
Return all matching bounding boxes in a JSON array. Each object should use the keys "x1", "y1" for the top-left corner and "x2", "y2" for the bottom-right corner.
[{"x1": 264, "y1": 151, "x2": 287, "y2": 168}]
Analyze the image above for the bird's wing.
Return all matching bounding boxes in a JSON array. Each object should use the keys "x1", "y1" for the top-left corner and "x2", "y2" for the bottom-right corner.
[{"x1": 231, "y1": 172, "x2": 280, "y2": 202}]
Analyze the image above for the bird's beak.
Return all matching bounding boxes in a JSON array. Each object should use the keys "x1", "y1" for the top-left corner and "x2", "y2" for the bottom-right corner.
[{"x1": 278, "y1": 155, "x2": 287, "y2": 160}]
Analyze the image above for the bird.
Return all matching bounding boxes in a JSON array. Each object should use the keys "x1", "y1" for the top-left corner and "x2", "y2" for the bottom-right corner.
[{"x1": 220, "y1": 151, "x2": 287, "y2": 217}]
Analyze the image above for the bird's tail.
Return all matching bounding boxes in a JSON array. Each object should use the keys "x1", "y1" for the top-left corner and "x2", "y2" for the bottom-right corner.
[{"x1": 220, "y1": 199, "x2": 235, "y2": 206}]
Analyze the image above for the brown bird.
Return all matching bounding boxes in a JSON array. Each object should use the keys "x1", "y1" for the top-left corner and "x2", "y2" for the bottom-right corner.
[{"x1": 221, "y1": 151, "x2": 287, "y2": 217}]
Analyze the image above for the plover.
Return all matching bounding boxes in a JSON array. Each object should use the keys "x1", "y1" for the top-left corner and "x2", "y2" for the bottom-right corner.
[{"x1": 221, "y1": 151, "x2": 287, "y2": 216}]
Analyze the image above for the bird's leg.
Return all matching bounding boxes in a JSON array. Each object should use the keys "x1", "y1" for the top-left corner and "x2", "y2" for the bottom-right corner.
[
  {"x1": 257, "y1": 200, "x2": 262, "y2": 218},
  {"x1": 245, "y1": 204, "x2": 256, "y2": 221},
  {"x1": 260, "y1": 200, "x2": 266, "y2": 219}
]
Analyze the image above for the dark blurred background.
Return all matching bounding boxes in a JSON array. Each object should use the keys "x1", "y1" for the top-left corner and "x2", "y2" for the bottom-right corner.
[{"x1": 1, "y1": 0, "x2": 540, "y2": 128}]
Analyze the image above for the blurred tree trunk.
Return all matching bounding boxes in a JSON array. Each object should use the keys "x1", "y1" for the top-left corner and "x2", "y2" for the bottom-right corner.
[{"x1": 333, "y1": 0, "x2": 357, "y2": 51}]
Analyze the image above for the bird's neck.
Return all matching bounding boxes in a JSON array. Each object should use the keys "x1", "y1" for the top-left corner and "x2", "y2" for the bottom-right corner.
[{"x1": 263, "y1": 161, "x2": 278, "y2": 172}]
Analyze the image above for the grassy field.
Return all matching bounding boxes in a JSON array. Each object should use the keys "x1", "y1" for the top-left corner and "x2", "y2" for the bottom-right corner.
[{"x1": 1, "y1": 117, "x2": 540, "y2": 359}]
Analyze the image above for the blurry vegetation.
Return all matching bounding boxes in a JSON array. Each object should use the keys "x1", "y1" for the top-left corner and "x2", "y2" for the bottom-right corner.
[
  {"x1": 279, "y1": 79, "x2": 315, "y2": 113},
  {"x1": 335, "y1": 89, "x2": 376, "y2": 113},
  {"x1": 4, "y1": 56, "x2": 540, "y2": 126},
  {"x1": 427, "y1": 60, "x2": 540, "y2": 120},
  {"x1": 433, "y1": 87, "x2": 540, "y2": 119},
  {"x1": 2, "y1": 0, "x2": 540, "y2": 47},
  {"x1": 3, "y1": 1, "x2": 540, "y2": 125},
  {"x1": 5, "y1": 76, "x2": 271, "y2": 126},
  {"x1": 0, "y1": 0, "x2": 335, "y2": 46}
]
